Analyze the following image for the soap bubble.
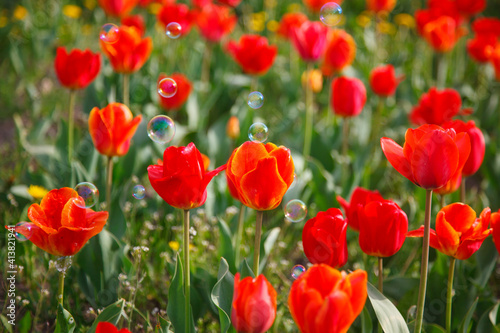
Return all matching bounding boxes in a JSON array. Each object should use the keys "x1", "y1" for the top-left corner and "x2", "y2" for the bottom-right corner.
[
  {"x1": 284, "y1": 199, "x2": 307, "y2": 223},
  {"x1": 132, "y1": 185, "x2": 146, "y2": 199},
  {"x1": 291, "y1": 265, "x2": 306, "y2": 279},
  {"x1": 100, "y1": 23, "x2": 120, "y2": 43},
  {"x1": 320, "y1": 2, "x2": 343, "y2": 26},
  {"x1": 248, "y1": 123, "x2": 268, "y2": 143},
  {"x1": 158, "y1": 78, "x2": 177, "y2": 98},
  {"x1": 147, "y1": 115, "x2": 176, "y2": 144},
  {"x1": 247, "y1": 91, "x2": 264, "y2": 109},
  {"x1": 14, "y1": 222, "x2": 37, "y2": 242},
  {"x1": 166, "y1": 22, "x2": 182, "y2": 39},
  {"x1": 74, "y1": 182, "x2": 99, "y2": 208}
]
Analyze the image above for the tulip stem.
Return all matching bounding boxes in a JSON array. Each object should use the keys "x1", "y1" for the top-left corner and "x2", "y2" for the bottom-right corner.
[
  {"x1": 253, "y1": 210, "x2": 264, "y2": 275},
  {"x1": 123, "y1": 74, "x2": 130, "y2": 106},
  {"x1": 57, "y1": 270, "x2": 65, "y2": 306},
  {"x1": 446, "y1": 257, "x2": 456, "y2": 333},
  {"x1": 106, "y1": 156, "x2": 114, "y2": 212},
  {"x1": 415, "y1": 189, "x2": 433, "y2": 333},
  {"x1": 303, "y1": 62, "x2": 314, "y2": 161},
  {"x1": 201, "y1": 42, "x2": 213, "y2": 88},
  {"x1": 440, "y1": 195, "x2": 445, "y2": 209},
  {"x1": 460, "y1": 178, "x2": 466, "y2": 203},
  {"x1": 370, "y1": 97, "x2": 384, "y2": 142},
  {"x1": 250, "y1": 76, "x2": 258, "y2": 92},
  {"x1": 436, "y1": 53, "x2": 447, "y2": 89},
  {"x1": 183, "y1": 209, "x2": 191, "y2": 333},
  {"x1": 67, "y1": 89, "x2": 76, "y2": 165},
  {"x1": 378, "y1": 257, "x2": 383, "y2": 293},
  {"x1": 234, "y1": 204, "x2": 246, "y2": 268}
]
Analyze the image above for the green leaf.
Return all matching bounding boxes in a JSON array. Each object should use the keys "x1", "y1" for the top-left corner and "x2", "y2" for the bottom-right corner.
[
  {"x1": 167, "y1": 253, "x2": 196, "y2": 333},
  {"x1": 87, "y1": 299, "x2": 127, "y2": 333},
  {"x1": 490, "y1": 302, "x2": 500, "y2": 327},
  {"x1": 211, "y1": 258, "x2": 237, "y2": 333},
  {"x1": 458, "y1": 298, "x2": 478, "y2": 333},
  {"x1": 423, "y1": 324, "x2": 447, "y2": 333},
  {"x1": 239, "y1": 259, "x2": 255, "y2": 279},
  {"x1": 367, "y1": 282, "x2": 409, "y2": 333},
  {"x1": 217, "y1": 219, "x2": 235, "y2": 273},
  {"x1": 54, "y1": 304, "x2": 75, "y2": 333},
  {"x1": 154, "y1": 316, "x2": 174, "y2": 333},
  {"x1": 19, "y1": 312, "x2": 32, "y2": 333},
  {"x1": 361, "y1": 306, "x2": 373, "y2": 333},
  {"x1": 107, "y1": 197, "x2": 127, "y2": 239},
  {"x1": 0, "y1": 315, "x2": 13, "y2": 333},
  {"x1": 260, "y1": 227, "x2": 280, "y2": 272}
]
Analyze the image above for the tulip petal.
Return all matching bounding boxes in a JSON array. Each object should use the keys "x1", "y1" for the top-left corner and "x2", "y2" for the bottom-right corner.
[
  {"x1": 40, "y1": 188, "x2": 78, "y2": 229},
  {"x1": 268, "y1": 146, "x2": 294, "y2": 186},
  {"x1": 380, "y1": 137, "x2": 415, "y2": 184},
  {"x1": 230, "y1": 142, "x2": 269, "y2": 178},
  {"x1": 435, "y1": 211, "x2": 461, "y2": 256},
  {"x1": 61, "y1": 196, "x2": 87, "y2": 228},
  {"x1": 407, "y1": 226, "x2": 441, "y2": 250},
  {"x1": 454, "y1": 132, "x2": 471, "y2": 171},
  {"x1": 343, "y1": 270, "x2": 368, "y2": 316},
  {"x1": 440, "y1": 203, "x2": 476, "y2": 234},
  {"x1": 314, "y1": 290, "x2": 353, "y2": 333}
]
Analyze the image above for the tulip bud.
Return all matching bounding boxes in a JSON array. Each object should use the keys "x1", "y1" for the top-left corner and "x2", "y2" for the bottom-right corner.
[
  {"x1": 301, "y1": 69, "x2": 323, "y2": 93},
  {"x1": 226, "y1": 116, "x2": 240, "y2": 140}
]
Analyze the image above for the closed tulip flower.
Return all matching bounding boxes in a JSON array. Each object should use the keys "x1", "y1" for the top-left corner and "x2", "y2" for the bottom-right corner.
[
  {"x1": 100, "y1": 25, "x2": 153, "y2": 74},
  {"x1": 422, "y1": 16, "x2": 465, "y2": 53},
  {"x1": 54, "y1": 47, "x2": 101, "y2": 90},
  {"x1": 358, "y1": 200, "x2": 408, "y2": 257},
  {"x1": 491, "y1": 210, "x2": 500, "y2": 255},
  {"x1": 226, "y1": 141, "x2": 294, "y2": 211},
  {"x1": 226, "y1": 115, "x2": 240, "y2": 140},
  {"x1": 321, "y1": 29, "x2": 356, "y2": 76},
  {"x1": 331, "y1": 76, "x2": 367, "y2": 117},
  {"x1": 195, "y1": 3, "x2": 237, "y2": 42},
  {"x1": 407, "y1": 203, "x2": 491, "y2": 260},
  {"x1": 226, "y1": 35, "x2": 277, "y2": 75},
  {"x1": 89, "y1": 103, "x2": 142, "y2": 157},
  {"x1": 96, "y1": 322, "x2": 131, "y2": 333},
  {"x1": 13, "y1": 188, "x2": 108, "y2": 257},
  {"x1": 121, "y1": 14, "x2": 146, "y2": 36},
  {"x1": 302, "y1": 208, "x2": 348, "y2": 268},
  {"x1": 157, "y1": 3, "x2": 193, "y2": 37},
  {"x1": 302, "y1": 0, "x2": 343, "y2": 13},
  {"x1": 276, "y1": 12, "x2": 308, "y2": 40},
  {"x1": 369, "y1": 64, "x2": 403, "y2": 97},
  {"x1": 336, "y1": 187, "x2": 384, "y2": 231},
  {"x1": 231, "y1": 273, "x2": 277, "y2": 333},
  {"x1": 290, "y1": 21, "x2": 329, "y2": 62},
  {"x1": 148, "y1": 143, "x2": 226, "y2": 210},
  {"x1": 409, "y1": 87, "x2": 463, "y2": 126},
  {"x1": 433, "y1": 173, "x2": 462, "y2": 196},
  {"x1": 381, "y1": 124, "x2": 471, "y2": 190},
  {"x1": 98, "y1": 0, "x2": 139, "y2": 17},
  {"x1": 367, "y1": 0, "x2": 396, "y2": 14},
  {"x1": 288, "y1": 265, "x2": 367, "y2": 333},
  {"x1": 158, "y1": 73, "x2": 192, "y2": 111}
]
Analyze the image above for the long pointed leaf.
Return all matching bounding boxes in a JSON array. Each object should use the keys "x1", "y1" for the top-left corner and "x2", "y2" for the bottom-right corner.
[{"x1": 367, "y1": 282, "x2": 409, "y2": 333}]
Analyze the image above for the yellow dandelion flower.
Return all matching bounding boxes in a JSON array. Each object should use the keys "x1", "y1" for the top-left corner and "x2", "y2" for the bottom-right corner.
[
  {"x1": 250, "y1": 13, "x2": 265, "y2": 32},
  {"x1": 377, "y1": 21, "x2": 396, "y2": 35},
  {"x1": 356, "y1": 14, "x2": 372, "y2": 28},
  {"x1": 189, "y1": 244, "x2": 196, "y2": 251},
  {"x1": 267, "y1": 20, "x2": 279, "y2": 32},
  {"x1": 394, "y1": 13, "x2": 415, "y2": 28},
  {"x1": 169, "y1": 241, "x2": 180, "y2": 251},
  {"x1": 84, "y1": 0, "x2": 97, "y2": 10},
  {"x1": 13, "y1": 6, "x2": 28, "y2": 21},
  {"x1": 28, "y1": 185, "x2": 49, "y2": 200},
  {"x1": 63, "y1": 5, "x2": 82, "y2": 19}
]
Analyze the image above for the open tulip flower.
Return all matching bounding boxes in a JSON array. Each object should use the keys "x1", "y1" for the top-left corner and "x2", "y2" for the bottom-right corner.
[
  {"x1": 288, "y1": 265, "x2": 367, "y2": 333},
  {"x1": 194, "y1": 3, "x2": 237, "y2": 43},
  {"x1": 54, "y1": 47, "x2": 101, "y2": 90},
  {"x1": 17, "y1": 188, "x2": 108, "y2": 257},
  {"x1": 226, "y1": 141, "x2": 294, "y2": 211},
  {"x1": 409, "y1": 87, "x2": 466, "y2": 126},
  {"x1": 276, "y1": 13, "x2": 308, "y2": 40},
  {"x1": 98, "y1": 0, "x2": 139, "y2": 17},
  {"x1": 467, "y1": 18, "x2": 500, "y2": 63},
  {"x1": 321, "y1": 29, "x2": 356, "y2": 76},
  {"x1": 226, "y1": 34, "x2": 277, "y2": 76},
  {"x1": 337, "y1": 187, "x2": 384, "y2": 231},
  {"x1": 408, "y1": 203, "x2": 491, "y2": 260},
  {"x1": 157, "y1": 3, "x2": 193, "y2": 37},
  {"x1": 96, "y1": 322, "x2": 132, "y2": 333},
  {"x1": 491, "y1": 210, "x2": 500, "y2": 255}
]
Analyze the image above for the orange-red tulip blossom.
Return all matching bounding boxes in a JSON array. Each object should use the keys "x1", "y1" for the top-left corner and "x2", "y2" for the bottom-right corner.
[
  {"x1": 158, "y1": 73, "x2": 192, "y2": 111},
  {"x1": 54, "y1": 47, "x2": 101, "y2": 90},
  {"x1": 380, "y1": 124, "x2": 471, "y2": 190},
  {"x1": 331, "y1": 76, "x2": 367, "y2": 117},
  {"x1": 231, "y1": 273, "x2": 277, "y2": 333},
  {"x1": 148, "y1": 143, "x2": 226, "y2": 210},
  {"x1": 288, "y1": 265, "x2": 367, "y2": 333},
  {"x1": 89, "y1": 103, "x2": 142, "y2": 157},
  {"x1": 321, "y1": 29, "x2": 356, "y2": 76},
  {"x1": 302, "y1": 0, "x2": 343, "y2": 13},
  {"x1": 121, "y1": 14, "x2": 146, "y2": 36},
  {"x1": 194, "y1": 3, "x2": 237, "y2": 42},
  {"x1": 422, "y1": 16, "x2": 465, "y2": 52},
  {"x1": 226, "y1": 34, "x2": 277, "y2": 75},
  {"x1": 409, "y1": 87, "x2": 464, "y2": 126},
  {"x1": 96, "y1": 322, "x2": 132, "y2": 333},
  {"x1": 369, "y1": 64, "x2": 403, "y2": 97},
  {"x1": 407, "y1": 203, "x2": 491, "y2": 260},
  {"x1": 157, "y1": 3, "x2": 193, "y2": 37},
  {"x1": 226, "y1": 141, "x2": 294, "y2": 211},
  {"x1": 98, "y1": 0, "x2": 139, "y2": 17},
  {"x1": 337, "y1": 187, "x2": 384, "y2": 231},
  {"x1": 491, "y1": 210, "x2": 500, "y2": 255},
  {"x1": 367, "y1": 0, "x2": 396, "y2": 14},
  {"x1": 276, "y1": 13, "x2": 308, "y2": 40},
  {"x1": 290, "y1": 21, "x2": 329, "y2": 62}
]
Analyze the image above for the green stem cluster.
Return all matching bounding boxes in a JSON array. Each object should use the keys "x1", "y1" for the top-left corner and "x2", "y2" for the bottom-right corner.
[
  {"x1": 253, "y1": 211, "x2": 264, "y2": 276},
  {"x1": 183, "y1": 209, "x2": 191, "y2": 333},
  {"x1": 446, "y1": 257, "x2": 456, "y2": 333}
]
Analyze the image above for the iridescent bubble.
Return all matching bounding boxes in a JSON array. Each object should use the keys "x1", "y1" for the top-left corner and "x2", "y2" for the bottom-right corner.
[
  {"x1": 158, "y1": 78, "x2": 178, "y2": 98},
  {"x1": 291, "y1": 265, "x2": 306, "y2": 279},
  {"x1": 284, "y1": 199, "x2": 307, "y2": 223},
  {"x1": 133, "y1": 185, "x2": 146, "y2": 199},
  {"x1": 166, "y1": 22, "x2": 182, "y2": 39},
  {"x1": 55, "y1": 256, "x2": 73, "y2": 274},
  {"x1": 320, "y1": 2, "x2": 343, "y2": 26},
  {"x1": 247, "y1": 91, "x2": 264, "y2": 109},
  {"x1": 248, "y1": 123, "x2": 268, "y2": 143},
  {"x1": 99, "y1": 23, "x2": 120, "y2": 43},
  {"x1": 14, "y1": 222, "x2": 37, "y2": 242},
  {"x1": 74, "y1": 182, "x2": 99, "y2": 208},
  {"x1": 147, "y1": 115, "x2": 176, "y2": 144}
]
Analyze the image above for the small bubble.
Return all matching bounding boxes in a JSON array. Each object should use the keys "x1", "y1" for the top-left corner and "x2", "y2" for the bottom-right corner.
[
  {"x1": 133, "y1": 185, "x2": 146, "y2": 199},
  {"x1": 100, "y1": 23, "x2": 119, "y2": 43},
  {"x1": 247, "y1": 91, "x2": 264, "y2": 109},
  {"x1": 320, "y1": 2, "x2": 342, "y2": 26},
  {"x1": 166, "y1": 22, "x2": 182, "y2": 39},
  {"x1": 248, "y1": 123, "x2": 268, "y2": 143},
  {"x1": 14, "y1": 222, "x2": 37, "y2": 242},
  {"x1": 147, "y1": 115, "x2": 176, "y2": 144},
  {"x1": 55, "y1": 256, "x2": 73, "y2": 274},
  {"x1": 284, "y1": 199, "x2": 307, "y2": 223},
  {"x1": 74, "y1": 182, "x2": 99, "y2": 208},
  {"x1": 158, "y1": 78, "x2": 177, "y2": 98},
  {"x1": 291, "y1": 265, "x2": 306, "y2": 279}
]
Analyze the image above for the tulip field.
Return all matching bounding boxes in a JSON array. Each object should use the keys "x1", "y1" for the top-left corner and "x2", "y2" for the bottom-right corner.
[{"x1": 3, "y1": 0, "x2": 500, "y2": 332}]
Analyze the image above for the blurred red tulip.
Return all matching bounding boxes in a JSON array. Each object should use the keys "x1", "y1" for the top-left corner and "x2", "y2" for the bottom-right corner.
[
  {"x1": 331, "y1": 76, "x2": 367, "y2": 117},
  {"x1": 456, "y1": 0, "x2": 486, "y2": 17},
  {"x1": 157, "y1": 3, "x2": 193, "y2": 37},
  {"x1": 302, "y1": 208, "x2": 348, "y2": 268},
  {"x1": 422, "y1": 16, "x2": 465, "y2": 52},
  {"x1": 472, "y1": 17, "x2": 500, "y2": 35},
  {"x1": 381, "y1": 124, "x2": 471, "y2": 190},
  {"x1": 191, "y1": 0, "x2": 211, "y2": 7},
  {"x1": 121, "y1": 14, "x2": 146, "y2": 36},
  {"x1": 218, "y1": 0, "x2": 241, "y2": 7},
  {"x1": 15, "y1": 188, "x2": 108, "y2": 257},
  {"x1": 100, "y1": 25, "x2": 153, "y2": 74},
  {"x1": 321, "y1": 29, "x2": 356, "y2": 76},
  {"x1": 96, "y1": 322, "x2": 131, "y2": 333},
  {"x1": 226, "y1": 34, "x2": 277, "y2": 75},
  {"x1": 194, "y1": 3, "x2": 237, "y2": 42},
  {"x1": 54, "y1": 47, "x2": 101, "y2": 90},
  {"x1": 369, "y1": 64, "x2": 403, "y2": 97},
  {"x1": 148, "y1": 143, "x2": 226, "y2": 210},
  {"x1": 409, "y1": 87, "x2": 463, "y2": 126},
  {"x1": 415, "y1": 1, "x2": 462, "y2": 36},
  {"x1": 491, "y1": 210, "x2": 500, "y2": 255},
  {"x1": 302, "y1": 0, "x2": 343, "y2": 13},
  {"x1": 158, "y1": 73, "x2": 192, "y2": 111},
  {"x1": 336, "y1": 187, "x2": 384, "y2": 231},
  {"x1": 226, "y1": 115, "x2": 240, "y2": 140},
  {"x1": 366, "y1": 0, "x2": 396, "y2": 14},
  {"x1": 288, "y1": 265, "x2": 367, "y2": 333},
  {"x1": 276, "y1": 12, "x2": 308, "y2": 40},
  {"x1": 467, "y1": 34, "x2": 498, "y2": 63},
  {"x1": 408, "y1": 203, "x2": 491, "y2": 260},
  {"x1": 231, "y1": 273, "x2": 277, "y2": 333},
  {"x1": 226, "y1": 141, "x2": 294, "y2": 211},
  {"x1": 290, "y1": 21, "x2": 329, "y2": 62},
  {"x1": 489, "y1": 44, "x2": 500, "y2": 81},
  {"x1": 98, "y1": 0, "x2": 139, "y2": 17}
]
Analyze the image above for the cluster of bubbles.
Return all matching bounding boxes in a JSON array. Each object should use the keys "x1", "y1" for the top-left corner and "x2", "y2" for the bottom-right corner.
[
  {"x1": 166, "y1": 22, "x2": 182, "y2": 39},
  {"x1": 147, "y1": 115, "x2": 176, "y2": 144},
  {"x1": 74, "y1": 182, "x2": 99, "y2": 208},
  {"x1": 291, "y1": 265, "x2": 306, "y2": 279},
  {"x1": 133, "y1": 185, "x2": 146, "y2": 199},
  {"x1": 100, "y1": 23, "x2": 120, "y2": 43},
  {"x1": 158, "y1": 78, "x2": 178, "y2": 98},
  {"x1": 14, "y1": 222, "x2": 37, "y2": 242},
  {"x1": 248, "y1": 123, "x2": 269, "y2": 143},
  {"x1": 284, "y1": 199, "x2": 308, "y2": 223},
  {"x1": 319, "y1": 2, "x2": 342, "y2": 26},
  {"x1": 247, "y1": 91, "x2": 264, "y2": 109}
]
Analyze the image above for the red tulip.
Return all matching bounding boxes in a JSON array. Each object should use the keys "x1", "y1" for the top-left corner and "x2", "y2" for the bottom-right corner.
[
  {"x1": 433, "y1": 172, "x2": 462, "y2": 196},
  {"x1": 121, "y1": 14, "x2": 146, "y2": 36},
  {"x1": 218, "y1": 0, "x2": 242, "y2": 7},
  {"x1": 415, "y1": 1, "x2": 462, "y2": 36},
  {"x1": 336, "y1": 187, "x2": 384, "y2": 231},
  {"x1": 158, "y1": 73, "x2": 192, "y2": 111},
  {"x1": 194, "y1": 3, "x2": 237, "y2": 42},
  {"x1": 489, "y1": 44, "x2": 500, "y2": 81},
  {"x1": 366, "y1": 0, "x2": 396, "y2": 14},
  {"x1": 231, "y1": 273, "x2": 277, "y2": 333},
  {"x1": 472, "y1": 17, "x2": 500, "y2": 35},
  {"x1": 358, "y1": 200, "x2": 408, "y2": 257},
  {"x1": 226, "y1": 141, "x2": 294, "y2": 211},
  {"x1": 321, "y1": 29, "x2": 356, "y2": 76},
  {"x1": 98, "y1": 0, "x2": 139, "y2": 17},
  {"x1": 276, "y1": 13, "x2": 308, "y2": 40},
  {"x1": 491, "y1": 210, "x2": 500, "y2": 255},
  {"x1": 288, "y1": 265, "x2": 367, "y2": 333},
  {"x1": 14, "y1": 188, "x2": 108, "y2": 257},
  {"x1": 456, "y1": 0, "x2": 486, "y2": 17},
  {"x1": 89, "y1": 103, "x2": 142, "y2": 157},
  {"x1": 191, "y1": 0, "x2": 211, "y2": 8},
  {"x1": 422, "y1": 15, "x2": 465, "y2": 52},
  {"x1": 302, "y1": 208, "x2": 348, "y2": 268},
  {"x1": 54, "y1": 47, "x2": 101, "y2": 90},
  {"x1": 330, "y1": 76, "x2": 367, "y2": 117},
  {"x1": 96, "y1": 322, "x2": 131, "y2": 333},
  {"x1": 100, "y1": 25, "x2": 153, "y2": 74},
  {"x1": 302, "y1": 0, "x2": 343, "y2": 13},
  {"x1": 380, "y1": 124, "x2": 471, "y2": 190},
  {"x1": 226, "y1": 35, "x2": 277, "y2": 75},
  {"x1": 290, "y1": 21, "x2": 329, "y2": 62},
  {"x1": 369, "y1": 64, "x2": 403, "y2": 97},
  {"x1": 409, "y1": 87, "x2": 463, "y2": 126},
  {"x1": 148, "y1": 143, "x2": 226, "y2": 210},
  {"x1": 467, "y1": 34, "x2": 498, "y2": 63},
  {"x1": 407, "y1": 203, "x2": 491, "y2": 260},
  {"x1": 157, "y1": 3, "x2": 193, "y2": 37}
]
